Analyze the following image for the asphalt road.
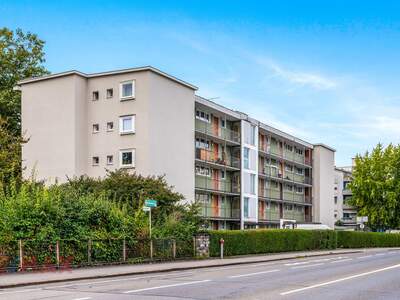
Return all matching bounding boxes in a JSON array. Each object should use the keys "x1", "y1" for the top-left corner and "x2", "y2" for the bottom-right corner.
[{"x1": 1, "y1": 249, "x2": 400, "y2": 299}]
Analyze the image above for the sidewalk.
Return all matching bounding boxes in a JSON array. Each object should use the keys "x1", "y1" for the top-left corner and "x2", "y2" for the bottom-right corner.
[{"x1": 0, "y1": 248, "x2": 394, "y2": 289}]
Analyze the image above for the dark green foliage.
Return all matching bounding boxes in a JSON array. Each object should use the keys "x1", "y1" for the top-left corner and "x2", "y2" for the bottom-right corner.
[
  {"x1": 337, "y1": 231, "x2": 400, "y2": 248},
  {"x1": 209, "y1": 229, "x2": 337, "y2": 257}
]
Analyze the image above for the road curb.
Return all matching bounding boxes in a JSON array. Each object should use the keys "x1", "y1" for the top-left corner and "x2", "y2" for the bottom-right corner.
[{"x1": 0, "y1": 250, "x2": 364, "y2": 289}]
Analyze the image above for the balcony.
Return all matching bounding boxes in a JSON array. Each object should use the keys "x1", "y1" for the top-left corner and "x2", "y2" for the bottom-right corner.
[
  {"x1": 259, "y1": 188, "x2": 281, "y2": 200},
  {"x1": 195, "y1": 148, "x2": 240, "y2": 169},
  {"x1": 200, "y1": 205, "x2": 240, "y2": 219},
  {"x1": 195, "y1": 176, "x2": 240, "y2": 194},
  {"x1": 195, "y1": 119, "x2": 240, "y2": 144},
  {"x1": 283, "y1": 191, "x2": 305, "y2": 203},
  {"x1": 258, "y1": 210, "x2": 281, "y2": 222},
  {"x1": 259, "y1": 166, "x2": 280, "y2": 179},
  {"x1": 283, "y1": 210, "x2": 305, "y2": 222}
]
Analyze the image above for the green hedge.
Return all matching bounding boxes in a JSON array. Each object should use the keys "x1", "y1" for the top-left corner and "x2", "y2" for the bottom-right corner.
[
  {"x1": 209, "y1": 229, "x2": 337, "y2": 257},
  {"x1": 337, "y1": 231, "x2": 400, "y2": 248}
]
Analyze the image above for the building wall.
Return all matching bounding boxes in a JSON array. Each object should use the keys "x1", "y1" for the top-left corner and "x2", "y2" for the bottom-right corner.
[
  {"x1": 334, "y1": 169, "x2": 344, "y2": 221},
  {"x1": 21, "y1": 75, "x2": 84, "y2": 182},
  {"x1": 312, "y1": 145, "x2": 335, "y2": 228}
]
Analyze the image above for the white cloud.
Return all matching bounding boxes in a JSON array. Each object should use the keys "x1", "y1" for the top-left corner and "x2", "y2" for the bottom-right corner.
[{"x1": 255, "y1": 58, "x2": 337, "y2": 90}]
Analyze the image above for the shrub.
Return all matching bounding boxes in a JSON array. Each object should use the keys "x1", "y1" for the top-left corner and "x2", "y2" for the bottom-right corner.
[
  {"x1": 209, "y1": 229, "x2": 337, "y2": 257},
  {"x1": 337, "y1": 231, "x2": 400, "y2": 248}
]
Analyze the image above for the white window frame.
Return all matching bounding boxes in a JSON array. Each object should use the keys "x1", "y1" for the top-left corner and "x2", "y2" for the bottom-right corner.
[
  {"x1": 106, "y1": 88, "x2": 113, "y2": 99},
  {"x1": 106, "y1": 121, "x2": 114, "y2": 132},
  {"x1": 92, "y1": 91, "x2": 99, "y2": 101},
  {"x1": 92, "y1": 123, "x2": 100, "y2": 133},
  {"x1": 195, "y1": 110, "x2": 210, "y2": 123},
  {"x1": 119, "y1": 115, "x2": 135, "y2": 134},
  {"x1": 92, "y1": 156, "x2": 99, "y2": 166},
  {"x1": 106, "y1": 155, "x2": 113, "y2": 165},
  {"x1": 119, "y1": 148, "x2": 135, "y2": 168},
  {"x1": 120, "y1": 80, "x2": 135, "y2": 100}
]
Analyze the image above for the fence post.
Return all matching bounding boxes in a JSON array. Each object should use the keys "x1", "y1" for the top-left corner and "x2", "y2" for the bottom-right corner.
[
  {"x1": 18, "y1": 239, "x2": 23, "y2": 271},
  {"x1": 172, "y1": 239, "x2": 176, "y2": 259},
  {"x1": 122, "y1": 238, "x2": 126, "y2": 262},
  {"x1": 193, "y1": 236, "x2": 196, "y2": 257},
  {"x1": 88, "y1": 239, "x2": 92, "y2": 264},
  {"x1": 150, "y1": 239, "x2": 153, "y2": 260},
  {"x1": 56, "y1": 240, "x2": 60, "y2": 269},
  {"x1": 220, "y1": 238, "x2": 224, "y2": 259}
]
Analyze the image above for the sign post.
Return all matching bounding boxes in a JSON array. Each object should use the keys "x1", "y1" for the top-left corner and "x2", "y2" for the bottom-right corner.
[{"x1": 144, "y1": 200, "x2": 157, "y2": 259}]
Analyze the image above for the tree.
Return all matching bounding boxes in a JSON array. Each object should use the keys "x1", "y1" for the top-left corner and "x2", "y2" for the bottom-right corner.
[
  {"x1": 349, "y1": 143, "x2": 400, "y2": 230},
  {"x1": 0, "y1": 27, "x2": 49, "y2": 136},
  {"x1": 0, "y1": 117, "x2": 26, "y2": 188}
]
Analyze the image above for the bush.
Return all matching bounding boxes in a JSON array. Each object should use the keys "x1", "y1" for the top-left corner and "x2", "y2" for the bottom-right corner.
[
  {"x1": 209, "y1": 229, "x2": 337, "y2": 257},
  {"x1": 337, "y1": 231, "x2": 400, "y2": 248}
]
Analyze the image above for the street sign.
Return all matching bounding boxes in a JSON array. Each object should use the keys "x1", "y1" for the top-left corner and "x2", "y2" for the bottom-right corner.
[
  {"x1": 142, "y1": 206, "x2": 151, "y2": 212},
  {"x1": 145, "y1": 199, "x2": 158, "y2": 207}
]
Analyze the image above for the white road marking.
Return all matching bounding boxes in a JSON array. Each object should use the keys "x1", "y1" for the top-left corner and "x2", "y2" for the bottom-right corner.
[
  {"x1": 309, "y1": 258, "x2": 331, "y2": 263},
  {"x1": 280, "y1": 263, "x2": 400, "y2": 296},
  {"x1": 284, "y1": 261, "x2": 310, "y2": 266},
  {"x1": 50, "y1": 272, "x2": 194, "y2": 289},
  {"x1": 123, "y1": 279, "x2": 211, "y2": 293},
  {"x1": 331, "y1": 256, "x2": 349, "y2": 260},
  {"x1": 330, "y1": 258, "x2": 353, "y2": 264},
  {"x1": 291, "y1": 263, "x2": 324, "y2": 269},
  {"x1": 375, "y1": 253, "x2": 385, "y2": 256},
  {"x1": 228, "y1": 269, "x2": 280, "y2": 278},
  {"x1": 71, "y1": 298, "x2": 91, "y2": 300},
  {"x1": 357, "y1": 255, "x2": 373, "y2": 259}
]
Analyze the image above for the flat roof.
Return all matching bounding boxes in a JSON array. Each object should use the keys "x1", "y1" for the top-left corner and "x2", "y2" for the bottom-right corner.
[
  {"x1": 17, "y1": 66, "x2": 198, "y2": 90},
  {"x1": 196, "y1": 95, "x2": 315, "y2": 149}
]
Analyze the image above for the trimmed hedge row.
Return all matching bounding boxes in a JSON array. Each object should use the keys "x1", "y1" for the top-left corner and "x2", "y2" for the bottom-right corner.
[
  {"x1": 337, "y1": 231, "x2": 400, "y2": 248},
  {"x1": 209, "y1": 229, "x2": 337, "y2": 257},
  {"x1": 209, "y1": 230, "x2": 400, "y2": 257}
]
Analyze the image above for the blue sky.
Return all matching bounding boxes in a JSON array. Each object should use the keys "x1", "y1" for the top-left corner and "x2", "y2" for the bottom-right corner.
[{"x1": 3, "y1": 0, "x2": 400, "y2": 166}]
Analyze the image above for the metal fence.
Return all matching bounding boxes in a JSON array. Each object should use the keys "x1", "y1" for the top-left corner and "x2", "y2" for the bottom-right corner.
[{"x1": 0, "y1": 238, "x2": 195, "y2": 273}]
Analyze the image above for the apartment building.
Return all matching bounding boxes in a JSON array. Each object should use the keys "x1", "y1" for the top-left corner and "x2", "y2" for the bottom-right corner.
[
  {"x1": 17, "y1": 66, "x2": 335, "y2": 230},
  {"x1": 334, "y1": 166, "x2": 357, "y2": 228}
]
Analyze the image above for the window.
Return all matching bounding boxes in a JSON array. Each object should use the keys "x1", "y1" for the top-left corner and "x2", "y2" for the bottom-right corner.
[
  {"x1": 92, "y1": 124, "x2": 99, "y2": 133},
  {"x1": 195, "y1": 110, "x2": 210, "y2": 123},
  {"x1": 295, "y1": 167, "x2": 303, "y2": 175},
  {"x1": 334, "y1": 196, "x2": 338, "y2": 204},
  {"x1": 195, "y1": 138, "x2": 209, "y2": 149},
  {"x1": 107, "y1": 155, "x2": 113, "y2": 165},
  {"x1": 195, "y1": 166, "x2": 210, "y2": 177},
  {"x1": 295, "y1": 148, "x2": 303, "y2": 155},
  {"x1": 106, "y1": 88, "x2": 113, "y2": 98},
  {"x1": 285, "y1": 164, "x2": 293, "y2": 172},
  {"x1": 285, "y1": 144, "x2": 293, "y2": 152},
  {"x1": 120, "y1": 81, "x2": 135, "y2": 100},
  {"x1": 285, "y1": 204, "x2": 293, "y2": 211},
  {"x1": 120, "y1": 149, "x2": 135, "y2": 167},
  {"x1": 285, "y1": 184, "x2": 293, "y2": 191},
  {"x1": 244, "y1": 147, "x2": 250, "y2": 169},
  {"x1": 250, "y1": 174, "x2": 256, "y2": 195},
  {"x1": 221, "y1": 170, "x2": 225, "y2": 180},
  {"x1": 107, "y1": 122, "x2": 114, "y2": 131},
  {"x1": 221, "y1": 119, "x2": 226, "y2": 128},
  {"x1": 119, "y1": 115, "x2": 135, "y2": 134},
  {"x1": 250, "y1": 125, "x2": 256, "y2": 145},
  {"x1": 296, "y1": 186, "x2": 303, "y2": 194},
  {"x1": 270, "y1": 181, "x2": 279, "y2": 189},
  {"x1": 265, "y1": 202, "x2": 271, "y2": 209},
  {"x1": 244, "y1": 197, "x2": 249, "y2": 218},
  {"x1": 195, "y1": 193, "x2": 210, "y2": 203},
  {"x1": 92, "y1": 91, "x2": 99, "y2": 101},
  {"x1": 92, "y1": 156, "x2": 99, "y2": 166}
]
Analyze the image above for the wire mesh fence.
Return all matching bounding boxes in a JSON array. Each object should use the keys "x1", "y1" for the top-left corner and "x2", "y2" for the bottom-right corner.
[{"x1": 0, "y1": 238, "x2": 196, "y2": 273}]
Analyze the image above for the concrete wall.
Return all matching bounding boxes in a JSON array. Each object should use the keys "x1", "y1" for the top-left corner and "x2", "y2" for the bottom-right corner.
[
  {"x1": 21, "y1": 75, "x2": 84, "y2": 182},
  {"x1": 334, "y1": 169, "x2": 344, "y2": 222},
  {"x1": 21, "y1": 69, "x2": 195, "y2": 202},
  {"x1": 312, "y1": 145, "x2": 335, "y2": 228}
]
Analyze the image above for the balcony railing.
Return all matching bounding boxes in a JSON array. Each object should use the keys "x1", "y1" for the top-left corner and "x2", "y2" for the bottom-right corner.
[
  {"x1": 195, "y1": 119, "x2": 240, "y2": 143},
  {"x1": 195, "y1": 176, "x2": 240, "y2": 194},
  {"x1": 195, "y1": 148, "x2": 240, "y2": 169},
  {"x1": 258, "y1": 210, "x2": 281, "y2": 221},
  {"x1": 200, "y1": 205, "x2": 240, "y2": 219},
  {"x1": 283, "y1": 191, "x2": 305, "y2": 203},
  {"x1": 283, "y1": 211, "x2": 305, "y2": 222},
  {"x1": 259, "y1": 188, "x2": 281, "y2": 199}
]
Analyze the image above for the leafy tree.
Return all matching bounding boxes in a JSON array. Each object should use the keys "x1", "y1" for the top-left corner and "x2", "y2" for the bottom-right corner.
[
  {"x1": 0, "y1": 27, "x2": 49, "y2": 136},
  {"x1": 350, "y1": 143, "x2": 400, "y2": 229},
  {"x1": 0, "y1": 117, "x2": 26, "y2": 188}
]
